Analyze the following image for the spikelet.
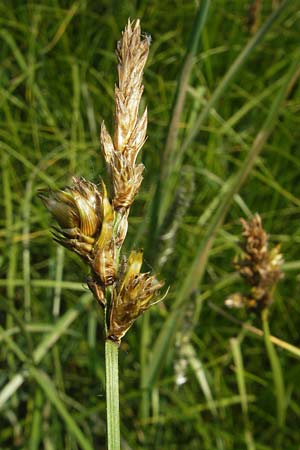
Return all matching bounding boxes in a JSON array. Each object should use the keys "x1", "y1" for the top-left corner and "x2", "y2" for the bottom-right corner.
[
  {"x1": 38, "y1": 177, "x2": 101, "y2": 262},
  {"x1": 101, "y1": 19, "x2": 150, "y2": 212},
  {"x1": 107, "y1": 250, "x2": 164, "y2": 344},
  {"x1": 225, "y1": 214, "x2": 284, "y2": 311},
  {"x1": 39, "y1": 177, "x2": 116, "y2": 304}
]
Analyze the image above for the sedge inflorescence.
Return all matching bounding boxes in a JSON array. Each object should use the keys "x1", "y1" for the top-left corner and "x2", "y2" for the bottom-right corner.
[
  {"x1": 39, "y1": 20, "x2": 164, "y2": 344},
  {"x1": 225, "y1": 214, "x2": 283, "y2": 311}
]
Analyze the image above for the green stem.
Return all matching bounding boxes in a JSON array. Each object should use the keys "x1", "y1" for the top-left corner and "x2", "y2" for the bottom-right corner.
[
  {"x1": 103, "y1": 212, "x2": 123, "y2": 449},
  {"x1": 29, "y1": 388, "x2": 43, "y2": 450},
  {"x1": 262, "y1": 309, "x2": 286, "y2": 429},
  {"x1": 105, "y1": 339, "x2": 120, "y2": 450}
]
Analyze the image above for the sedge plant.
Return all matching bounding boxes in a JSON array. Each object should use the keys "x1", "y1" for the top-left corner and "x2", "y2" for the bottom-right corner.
[
  {"x1": 226, "y1": 214, "x2": 286, "y2": 431},
  {"x1": 39, "y1": 19, "x2": 165, "y2": 450}
]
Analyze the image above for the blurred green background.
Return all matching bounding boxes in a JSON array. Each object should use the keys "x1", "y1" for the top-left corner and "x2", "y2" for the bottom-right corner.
[{"x1": 1, "y1": 0, "x2": 300, "y2": 449}]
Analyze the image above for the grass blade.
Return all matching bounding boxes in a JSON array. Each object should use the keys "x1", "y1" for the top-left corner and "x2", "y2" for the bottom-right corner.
[
  {"x1": 0, "y1": 294, "x2": 93, "y2": 409},
  {"x1": 28, "y1": 366, "x2": 93, "y2": 450},
  {"x1": 230, "y1": 337, "x2": 255, "y2": 450},
  {"x1": 33, "y1": 293, "x2": 91, "y2": 364},
  {"x1": 186, "y1": 343, "x2": 217, "y2": 416},
  {"x1": 0, "y1": 325, "x2": 28, "y2": 363},
  {"x1": 162, "y1": 0, "x2": 211, "y2": 176},
  {"x1": 262, "y1": 310, "x2": 286, "y2": 428},
  {"x1": 144, "y1": 49, "x2": 300, "y2": 389},
  {"x1": 0, "y1": 375, "x2": 24, "y2": 410},
  {"x1": 181, "y1": 0, "x2": 291, "y2": 154},
  {"x1": 29, "y1": 388, "x2": 43, "y2": 450}
]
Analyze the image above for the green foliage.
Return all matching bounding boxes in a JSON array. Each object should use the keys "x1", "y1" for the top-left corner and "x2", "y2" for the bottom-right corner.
[{"x1": 1, "y1": 1, "x2": 300, "y2": 449}]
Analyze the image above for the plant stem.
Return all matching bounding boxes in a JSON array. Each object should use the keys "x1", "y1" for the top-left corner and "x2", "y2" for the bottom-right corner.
[
  {"x1": 29, "y1": 387, "x2": 43, "y2": 450},
  {"x1": 262, "y1": 309, "x2": 286, "y2": 429},
  {"x1": 105, "y1": 339, "x2": 120, "y2": 450}
]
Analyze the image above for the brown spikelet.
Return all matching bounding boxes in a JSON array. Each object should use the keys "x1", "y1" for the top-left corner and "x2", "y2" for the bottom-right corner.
[
  {"x1": 107, "y1": 250, "x2": 164, "y2": 344},
  {"x1": 38, "y1": 177, "x2": 102, "y2": 261},
  {"x1": 101, "y1": 19, "x2": 150, "y2": 211},
  {"x1": 225, "y1": 214, "x2": 284, "y2": 311}
]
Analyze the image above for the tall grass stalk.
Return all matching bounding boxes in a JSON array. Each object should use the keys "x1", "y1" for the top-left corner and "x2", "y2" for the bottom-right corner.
[
  {"x1": 38, "y1": 19, "x2": 165, "y2": 449},
  {"x1": 231, "y1": 337, "x2": 255, "y2": 450},
  {"x1": 29, "y1": 388, "x2": 43, "y2": 450}
]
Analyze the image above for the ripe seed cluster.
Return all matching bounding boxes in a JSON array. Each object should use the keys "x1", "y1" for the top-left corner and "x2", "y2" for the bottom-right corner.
[{"x1": 225, "y1": 214, "x2": 283, "y2": 311}]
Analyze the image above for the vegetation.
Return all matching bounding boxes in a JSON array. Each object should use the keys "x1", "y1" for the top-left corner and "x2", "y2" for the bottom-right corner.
[{"x1": 1, "y1": 1, "x2": 300, "y2": 449}]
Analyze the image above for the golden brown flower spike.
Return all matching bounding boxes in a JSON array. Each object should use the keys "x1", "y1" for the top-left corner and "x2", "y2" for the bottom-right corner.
[
  {"x1": 225, "y1": 214, "x2": 283, "y2": 311},
  {"x1": 101, "y1": 19, "x2": 149, "y2": 213},
  {"x1": 39, "y1": 20, "x2": 165, "y2": 343}
]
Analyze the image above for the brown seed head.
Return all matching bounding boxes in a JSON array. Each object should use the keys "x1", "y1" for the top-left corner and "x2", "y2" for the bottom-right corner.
[
  {"x1": 39, "y1": 20, "x2": 166, "y2": 336},
  {"x1": 107, "y1": 250, "x2": 164, "y2": 344},
  {"x1": 226, "y1": 214, "x2": 284, "y2": 311},
  {"x1": 86, "y1": 276, "x2": 106, "y2": 308},
  {"x1": 101, "y1": 19, "x2": 150, "y2": 211},
  {"x1": 240, "y1": 214, "x2": 268, "y2": 266}
]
